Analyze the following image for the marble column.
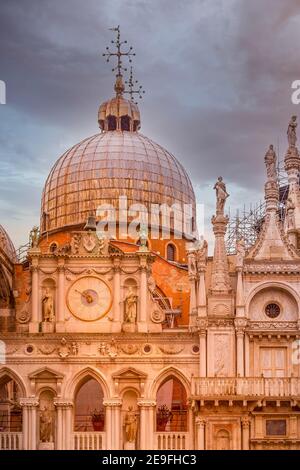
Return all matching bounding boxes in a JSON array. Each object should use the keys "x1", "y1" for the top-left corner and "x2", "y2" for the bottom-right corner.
[
  {"x1": 103, "y1": 400, "x2": 122, "y2": 450},
  {"x1": 19, "y1": 399, "x2": 31, "y2": 450},
  {"x1": 20, "y1": 398, "x2": 39, "y2": 450},
  {"x1": 199, "y1": 329, "x2": 207, "y2": 377},
  {"x1": 56, "y1": 261, "x2": 65, "y2": 332},
  {"x1": 103, "y1": 401, "x2": 112, "y2": 450},
  {"x1": 195, "y1": 417, "x2": 206, "y2": 450},
  {"x1": 241, "y1": 417, "x2": 251, "y2": 450},
  {"x1": 235, "y1": 319, "x2": 247, "y2": 377},
  {"x1": 64, "y1": 402, "x2": 73, "y2": 450},
  {"x1": 137, "y1": 400, "x2": 156, "y2": 450},
  {"x1": 112, "y1": 259, "x2": 121, "y2": 332},
  {"x1": 54, "y1": 401, "x2": 63, "y2": 450},
  {"x1": 189, "y1": 275, "x2": 197, "y2": 319},
  {"x1": 138, "y1": 256, "x2": 148, "y2": 332},
  {"x1": 29, "y1": 263, "x2": 40, "y2": 333},
  {"x1": 197, "y1": 269, "x2": 207, "y2": 317}
]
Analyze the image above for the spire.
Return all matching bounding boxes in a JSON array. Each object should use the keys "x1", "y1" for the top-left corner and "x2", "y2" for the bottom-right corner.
[{"x1": 210, "y1": 176, "x2": 231, "y2": 293}]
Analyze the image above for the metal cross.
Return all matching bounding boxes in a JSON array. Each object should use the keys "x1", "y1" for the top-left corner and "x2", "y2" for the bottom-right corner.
[
  {"x1": 102, "y1": 26, "x2": 135, "y2": 77},
  {"x1": 125, "y1": 67, "x2": 145, "y2": 103}
]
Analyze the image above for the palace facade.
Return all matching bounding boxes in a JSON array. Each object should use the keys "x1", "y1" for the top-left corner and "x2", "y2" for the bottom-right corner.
[{"x1": 1, "y1": 55, "x2": 300, "y2": 450}]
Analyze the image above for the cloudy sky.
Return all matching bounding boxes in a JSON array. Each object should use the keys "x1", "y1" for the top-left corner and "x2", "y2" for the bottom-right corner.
[{"x1": 0, "y1": 0, "x2": 299, "y2": 251}]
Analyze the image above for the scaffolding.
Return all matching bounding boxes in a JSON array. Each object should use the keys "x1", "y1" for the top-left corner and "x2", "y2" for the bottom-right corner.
[{"x1": 225, "y1": 161, "x2": 293, "y2": 254}]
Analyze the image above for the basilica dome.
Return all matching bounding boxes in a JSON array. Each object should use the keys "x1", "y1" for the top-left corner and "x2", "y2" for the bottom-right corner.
[
  {"x1": 0, "y1": 224, "x2": 17, "y2": 262},
  {"x1": 40, "y1": 94, "x2": 196, "y2": 236}
]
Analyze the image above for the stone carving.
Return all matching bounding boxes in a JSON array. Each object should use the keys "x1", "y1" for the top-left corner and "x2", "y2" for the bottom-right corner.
[
  {"x1": 99, "y1": 342, "x2": 107, "y2": 356},
  {"x1": 58, "y1": 337, "x2": 70, "y2": 359},
  {"x1": 286, "y1": 198, "x2": 296, "y2": 230},
  {"x1": 150, "y1": 309, "x2": 165, "y2": 324},
  {"x1": 70, "y1": 233, "x2": 81, "y2": 254},
  {"x1": 158, "y1": 344, "x2": 184, "y2": 355},
  {"x1": 83, "y1": 231, "x2": 96, "y2": 252},
  {"x1": 138, "y1": 224, "x2": 149, "y2": 252},
  {"x1": 148, "y1": 276, "x2": 156, "y2": 293},
  {"x1": 214, "y1": 335, "x2": 229, "y2": 377},
  {"x1": 30, "y1": 226, "x2": 39, "y2": 248},
  {"x1": 236, "y1": 238, "x2": 246, "y2": 268},
  {"x1": 38, "y1": 345, "x2": 56, "y2": 355},
  {"x1": 196, "y1": 238, "x2": 208, "y2": 266},
  {"x1": 187, "y1": 250, "x2": 197, "y2": 276},
  {"x1": 287, "y1": 115, "x2": 297, "y2": 147},
  {"x1": 214, "y1": 176, "x2": 229, "y2": 214},
  {"x1": 124, "y1": 406, "x2": 138, "y2": 444},
  {"x1": 107, "y1": 339, "x2": 118, "y2": 358},
  {"x1": 264, "y1": 145, "x2": 277, "y2": 179},
  {"x1": 71, "y1": 342, "x2": 79, "y2": 355},
  {"x1": 16, "y1": 310, "x2": 31, "y2": 324},
  {"x1": 124, "y1": 287, "x2": 138, "y2": 323},
  {"x1": 42, "y1": 288, "x2": 55, "y2": 322},
  {"x1": 39, "y1": 405, "x2": 53, "y2": 443},
  {"x1": 120, "y1": 344, "x2": 140, "y2": 355},
  {"x1": 97, "y1": 231, "x2": 109, "y2": 255}
]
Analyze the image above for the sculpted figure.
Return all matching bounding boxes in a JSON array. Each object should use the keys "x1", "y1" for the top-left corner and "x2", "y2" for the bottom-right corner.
[
  {"x1": 287, "y1": 115, "x2": 297, "y2": 147},
  {"x1": 42, "y1": 288, "x2": 54, "y2": 322},
  {"x1": 124, "y1": 406, "x2": 138, "y2": 443},
  {"x1": 264, "y1": 145, "x2": 277, "y2": 179},
  {"x1": 40, "y1": 405, "x2": 53, "y2": 443},
  {"x1": 187, "y1": 250, "x2": 197, "y2": 276},
  {"x1": 236, "y1": 238, "x2": 246, "y2": 267},
  {"x1": 30, "y1": 226, "x2": 39, "y2": 248},
  {"x1": 196, "y1": 238, "x2": 208, "y2": 265},
  {"x1": 124, "y1": 287, "x2": 138, "y2": 323},
  {"x1": 286, "y1": 198, "x2": 295, "y2": 230},
  {"x1": 214, "y1": 177, "x2": 229, "y2": 214}
]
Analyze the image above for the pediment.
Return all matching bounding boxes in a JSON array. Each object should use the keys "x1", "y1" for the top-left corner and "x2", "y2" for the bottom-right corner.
[
  {"x1": 29, "y1": 367, "x2": 64, "y2": 381},
  {"x1": 112, "y1": 367, "x2": 147, "y2": 381}
]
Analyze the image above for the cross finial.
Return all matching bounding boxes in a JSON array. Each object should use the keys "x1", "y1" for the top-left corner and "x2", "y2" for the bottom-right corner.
[
  {"x1": 102, "y1": 26, "x2": 136, "y2": 97},
  {"x1": 125, "y1": 67, "x2": 145, "y2": 104}
]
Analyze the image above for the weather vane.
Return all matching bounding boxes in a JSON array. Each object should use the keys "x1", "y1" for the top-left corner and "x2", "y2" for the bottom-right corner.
[
  {"x1": 103, "y1": 26, "x2": 145, "y2": 100},
  {"x1": 125, "y1": 67, "x2": 145, "y2": 103}
]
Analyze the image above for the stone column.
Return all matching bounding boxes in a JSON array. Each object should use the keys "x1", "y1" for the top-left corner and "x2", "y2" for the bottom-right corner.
[
  {"x1": 241, "y1": 417, "x2": 251, "y2": 450},
  {"x1": 138, "y1": 255, "x2": 148, "y2": 332},
  {"x1": 195, "y1": 417, "x2": 206, "y2": 450},
  {"x1": 235, "y1": 319, "x2": 247, "y2": 377},
  {"x1": 111, "y1": 400, "x2": 122, "y2": 450},
  {"x1": 112, "y1": 259, "x2": 121, "y2": 332},
  {"x1": 20, "y1": 398, "x2": 39, "y2": 450},
  {"x1": 197, "y1": 269, "x2": 207, "y2": 317},
  {"x1": 197, "y1": 319, "x2": 207, "y2": 377},
  {"x1": 29, "y1": 262, "x2": 40, "y2": 333},
  {"x1": 103, "y1": 400, "x2": 117, "y2": 450},
  {"x1": 64, "y1": 401, "x2": 73, "y2": 450},
  {"x1": 54, "y1": 400, "x2": 64, "y2": 450},
  {"x1": 137, "y1": 400, "x2": 156, "y2": 450},
  {"x1": 56, "y1": 261, "x2": 65, "y2": 332},
  {"x1": 19, "y1": 399, "x2": 31, "y2": 450}
]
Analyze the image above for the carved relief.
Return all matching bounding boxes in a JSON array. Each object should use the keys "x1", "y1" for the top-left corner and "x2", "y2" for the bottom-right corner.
[
  {"x1": 214, "y1": 335, "x2": 230, "y2": 376},
  {"x1": 158, "y1": 344, "x2": 184, "y2": 355}
]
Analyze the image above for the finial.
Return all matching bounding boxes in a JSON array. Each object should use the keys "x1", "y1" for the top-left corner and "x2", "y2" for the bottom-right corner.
[
  {"x1": 287, "y1": 115, "x2": 297, "y2": 148},
  {"x1": 103, "y1": 26, "x2": 136, "y2": 98},
  {"x1": 124, "y1": 67, "x2": 145, "y2": 104}
]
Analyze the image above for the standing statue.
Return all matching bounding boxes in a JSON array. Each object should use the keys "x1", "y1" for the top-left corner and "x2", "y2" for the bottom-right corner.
[
  {"x1": 138, "y1": 224, "x2": 148, "y2": 251},
  {"x1": 236, "y1": 238, "x2": 246, "y2": 267},
  {"x1": 214, "y1": 177, "x2": 229, "y2": 214},
  {"x1": 40, "y1": 405, "x2": 53, "y2": 443},
  {"x1": 42, "y1": 288, "x2": 55, "y2": 322},
  {"x1": 187, "y1": 250, "x2": 197, "y2": 276},
  {"x1": 124, "y1": 406, "x2": 138, "y2": 443},
  {"x1": 264, "y1": 145, "x2": 277, "y2": 179},
  {"x1": 286, "y1": 198, "x2": 295, "y2": 230},
  {"x1": 30, "y1": 226, "x2": 39, "y2": 248},
  {"x1": 287, "y1": 115, "x2": 297, "y2": 147},
  {"x1": 124, "y1": 287, "x2": 138, "y2": 323},
  {"x1": 196, "y1": 238, "x2": 208, "y2": 265}
]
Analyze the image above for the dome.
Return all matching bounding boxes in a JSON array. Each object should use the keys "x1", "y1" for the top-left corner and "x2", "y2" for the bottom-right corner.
[
  {"x1": 41, "y1": 130, "x2": 196, "y2": 235},
  {"x1": 0, "y1": 225, "x2": 17, "y2": 262}
]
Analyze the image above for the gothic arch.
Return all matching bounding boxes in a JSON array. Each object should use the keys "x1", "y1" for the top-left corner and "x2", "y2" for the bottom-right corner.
[
  {"x1": 149, "y1": 366, "x2": 190, "y2": 398},
  {"x1": 65, "y1": 367, "x2": 110, "y2": 399},
  {"x1": 245, "y1": 281, "x2": 300, "y2": 319},
  {"x1": 0, "y1": 367, "x2": 27, "y2": 397}
]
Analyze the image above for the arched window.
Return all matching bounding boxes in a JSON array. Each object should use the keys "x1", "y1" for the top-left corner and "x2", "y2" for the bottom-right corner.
[
  {"x1": 121, "y1": 115, "x2": 130, "y2": 131},
  {"x1": 0, "y1": 376, "x2": 22, "y2": 433},
  {"x1": 156, "y1": 376, "x2": 187, "y2": 432},
  {"x1": 74, "y1": 378, "x2": 105, "y2": 432},
  {"x1": 167, "y1": 243, "x2": 176, "y2": 262},
  {"x1": 107, "y1": 115, "x2": 117, "y2": 131}
]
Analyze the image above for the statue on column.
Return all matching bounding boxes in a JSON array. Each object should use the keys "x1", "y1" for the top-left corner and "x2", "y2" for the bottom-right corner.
[
  {"x1": 124, "y1": 406, "x2": 138, "y2": 444},
  {"x1": 213, "y1": 177, "x2": 229, "y2": 214},
  {"x1": 187, "y1": 250, "x2": 197, "y2": 276},
  {"x1": 40, "y1": 405, "x2": 53, "y2": 443},
  {"x1": 286, "y1": 198, "x2": 296, "y2": 230},
  {"x1": 42, "y1": 288, "x2": 55, "y2": 322},
  {"x1": 30, "y1": 226, "x2": 39, "y2": 248},
  {"x1": 124, "y1": 287, "x2": 138, "y2": 323},
  {"x1": 264, "y1": 145, "x2": 277, "y2": 179},
  {"x1": 236, "y1": 238, "x2": 246, "y2": 267},
  {"x1": 287, "y1": 115, "x2": 297, "y2": 147},
  {"x1": 196, "y1": 238, "x2": 208, "y2": 266}
]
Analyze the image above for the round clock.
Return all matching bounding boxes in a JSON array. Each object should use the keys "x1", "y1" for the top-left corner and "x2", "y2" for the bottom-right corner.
[{"x1": 67, "y1": 276, "x2": 113, "y2": 321}]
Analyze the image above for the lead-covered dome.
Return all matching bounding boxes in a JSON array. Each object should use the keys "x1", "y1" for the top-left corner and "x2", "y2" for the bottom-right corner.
[
  {"x1": 0, "y1": 224, "x2": 17, "y2": 262},
  {"x1": 41, "y1": 129, "x2": 196, "y2": 234}
]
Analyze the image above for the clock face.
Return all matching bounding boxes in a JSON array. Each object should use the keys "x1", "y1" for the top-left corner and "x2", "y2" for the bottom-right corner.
[{"x1": 67, "y1": 276, "x2": 112, "y2": 321}]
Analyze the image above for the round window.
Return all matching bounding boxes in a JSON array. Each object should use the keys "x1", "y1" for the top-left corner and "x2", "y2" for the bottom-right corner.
[{"x1": 265, "y1": 303, "x2": 280, "y2": 319}]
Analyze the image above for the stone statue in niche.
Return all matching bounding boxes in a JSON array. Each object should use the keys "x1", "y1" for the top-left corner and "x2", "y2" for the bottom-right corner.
[
  {"x1": 124, "y1": 287, "x2": 138, "y2": 323},
  {"x1": 124, "y1": 406, "x2": 138, "y2": 446},
  {"x1": 236, "y1": 238, "x2": 246, "y2": 267},
  {"x1": 264, "y1": 145, "x2": 277, "y2": 180},
  {"x1": 287, "y1": 115, "x2": 297, "y2": 147},
  {"x1": 39, "y1": 405, "x2": 53, "y2": 443},
  {"x1": 42, "y1": 288, "x2": 55, "y2": 322},
  {"x1": 286, "y1": 198, "x2": 296, "y2": 230},
  {"x1": 214, "y1": 176, "x2": 229, "y2": 214}
]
